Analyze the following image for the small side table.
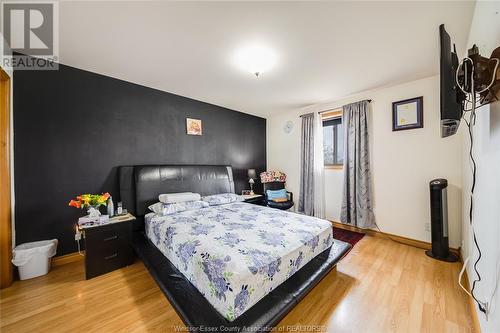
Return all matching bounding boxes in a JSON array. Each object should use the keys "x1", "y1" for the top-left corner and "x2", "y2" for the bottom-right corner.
[
  {"x1": 78, "y1": 213, "x2": 136, "y2": 279},
  {"x1": 242, "y1": 194, "x2": 266, "y2": 206}
]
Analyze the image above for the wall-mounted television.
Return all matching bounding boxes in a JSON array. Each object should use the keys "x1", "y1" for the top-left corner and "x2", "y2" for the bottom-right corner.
[{"x1": 439, "y1": 24, "x2": 465, "y2": 138}]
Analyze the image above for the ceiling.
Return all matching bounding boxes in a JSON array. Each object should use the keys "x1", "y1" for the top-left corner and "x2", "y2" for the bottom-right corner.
[{"x1": 58, "y1": 1, "x2": 475, "y2": 118}]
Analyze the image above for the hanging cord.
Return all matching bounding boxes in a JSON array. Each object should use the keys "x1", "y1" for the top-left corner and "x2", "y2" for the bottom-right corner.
[
  {"x1": 456, "y1": 62, "x2": 487, "y2": 315},
  {"x1": 476, "y1": 58, "x2": 499, "y2": 94},
  {"x1": 459, "y1": 256, "x2": 472, "y2": 295},
  {"x1": 75, "y1": 225, "x2": 85, "y2": 256},
  {"x1": 76, "y1": 238, "x2": 84, "y2": 256},
  {"x1": 457, "y1": 57, "x2": 500, "y2": 111}
]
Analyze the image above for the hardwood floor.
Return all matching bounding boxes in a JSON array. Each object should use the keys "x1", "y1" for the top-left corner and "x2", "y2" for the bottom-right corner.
[{"x1": 0, "y1": 236, "x2": 474, "y2": 333}]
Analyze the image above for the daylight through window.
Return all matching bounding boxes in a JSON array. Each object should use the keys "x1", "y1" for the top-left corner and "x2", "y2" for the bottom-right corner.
[{"x1": 322, "y1": 115, "x2": 343, "y2": 167}]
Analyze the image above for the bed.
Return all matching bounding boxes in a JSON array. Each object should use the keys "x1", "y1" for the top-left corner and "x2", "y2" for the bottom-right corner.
[{"x1": 119, "y1": 165, "x2": 351, "y2": 331}]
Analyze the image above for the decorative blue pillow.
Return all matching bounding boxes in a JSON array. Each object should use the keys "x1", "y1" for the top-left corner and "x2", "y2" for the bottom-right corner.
[
  {"x1": 148, "y1": 200, "x2": 209, "y2": 216},
  {"x1": 266, "y1": 189, "x2": 287, "y2": 200},
  {"x1": 201, "y1": 193, "x2": 244, "y2": 206}
]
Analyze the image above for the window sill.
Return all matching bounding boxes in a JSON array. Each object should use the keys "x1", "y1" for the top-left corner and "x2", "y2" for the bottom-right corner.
[{"x1": 325, "y1": 165, "x2": 343, "y2": 170}]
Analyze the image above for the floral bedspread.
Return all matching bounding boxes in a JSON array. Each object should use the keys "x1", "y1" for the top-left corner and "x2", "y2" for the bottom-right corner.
[{"x1": 145, "y1": 202, "x2": 333, "y2": 321}]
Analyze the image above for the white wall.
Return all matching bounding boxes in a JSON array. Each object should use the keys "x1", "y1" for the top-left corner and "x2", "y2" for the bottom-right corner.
[
  {"x1": 461, "y1": 2, "x2": 500, "y2": 331},
  {"x1": 267, "y1": 75, "x2": 463, "y2": 247}
]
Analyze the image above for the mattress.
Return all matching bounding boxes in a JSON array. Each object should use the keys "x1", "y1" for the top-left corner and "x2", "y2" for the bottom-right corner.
[{"x1": 145, "y1": 202, "x2": 333, "y2": 321}]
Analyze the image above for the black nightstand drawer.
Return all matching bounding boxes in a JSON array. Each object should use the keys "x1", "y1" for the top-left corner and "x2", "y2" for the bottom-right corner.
[
  {"x1": 85, "y1": 227, "x2": 130, "y2": 254},
  {"x1": 85, "y1": 247, "x2": 133, "y2": 279},
  {"x1": 82, "y1": 219, "x2": 134, "y2": 279}
]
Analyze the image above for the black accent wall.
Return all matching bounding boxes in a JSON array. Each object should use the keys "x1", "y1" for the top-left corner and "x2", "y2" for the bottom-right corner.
[{"x1": 14, "y1": 63, "x2": 266, "y2": 255}]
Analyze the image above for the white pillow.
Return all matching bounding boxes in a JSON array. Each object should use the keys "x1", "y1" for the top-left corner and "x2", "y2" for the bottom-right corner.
[
  {"x1": 148, "y1": 200, "x2": 209, "y2": 216},
  {"x1": 158, "y1": 192, "x2": 201, "y2": 204},
  {"x1": 201, "y1": 193, "x2": 244, "y2": 206}
]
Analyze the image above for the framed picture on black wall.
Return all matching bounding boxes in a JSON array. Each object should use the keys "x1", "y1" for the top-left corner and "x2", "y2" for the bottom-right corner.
[
  {"x1": 392, "y1": 96, "x2": 423, "y2": 131},
  {"x1": 186, "y1": 118, "x2": 202, "y2": 135}
]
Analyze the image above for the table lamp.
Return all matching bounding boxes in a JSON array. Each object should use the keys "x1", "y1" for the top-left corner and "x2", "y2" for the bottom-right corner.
[{"x1": 248, "y1": 169, "x2": 257, "y2": 195}]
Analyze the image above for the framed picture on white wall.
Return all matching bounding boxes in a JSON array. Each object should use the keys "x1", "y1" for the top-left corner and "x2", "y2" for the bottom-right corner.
[{"x1": 392, "y1": 96, "x2": 423, "y2": 131}]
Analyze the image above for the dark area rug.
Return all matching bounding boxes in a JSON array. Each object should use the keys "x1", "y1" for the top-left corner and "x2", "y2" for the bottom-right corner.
[{"x1": 333, "y1": 226, "x2": 365, "y2": 247}]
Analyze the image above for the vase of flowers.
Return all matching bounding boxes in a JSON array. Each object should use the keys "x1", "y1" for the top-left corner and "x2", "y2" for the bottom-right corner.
[{"x1": 68, "y1": 193, "x2": 110, "y2": 218}]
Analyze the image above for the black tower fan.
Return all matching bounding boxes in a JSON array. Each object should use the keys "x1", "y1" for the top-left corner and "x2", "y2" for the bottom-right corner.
[{"x1": 426, "y1": 179, "x2": 458, "y2": 262}]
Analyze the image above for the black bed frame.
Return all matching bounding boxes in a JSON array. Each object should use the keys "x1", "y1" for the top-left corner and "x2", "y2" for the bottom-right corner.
[{"x1": 119, "y1": 165, "x2": 351, "y2": 332}]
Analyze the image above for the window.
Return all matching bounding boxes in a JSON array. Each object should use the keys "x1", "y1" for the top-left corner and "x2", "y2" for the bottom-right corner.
[{"x1": 322, "y1": 114, "x2": 343, "y2": 168}]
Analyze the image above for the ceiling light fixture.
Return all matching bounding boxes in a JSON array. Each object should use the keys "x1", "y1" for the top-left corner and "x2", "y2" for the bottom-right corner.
[{"x1": 234, "y1": 44, "x2": 277, "y2": 77}]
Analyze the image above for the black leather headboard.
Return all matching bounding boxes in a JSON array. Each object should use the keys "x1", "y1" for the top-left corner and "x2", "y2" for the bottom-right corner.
[{"x1": 119, "y1": 165, "x2": 235, "y2": 223}]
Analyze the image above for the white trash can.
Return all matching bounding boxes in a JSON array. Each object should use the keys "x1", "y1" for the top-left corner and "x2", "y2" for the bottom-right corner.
[{"x1": 12, "y1": 239, "x2": 58, "y2": 280}]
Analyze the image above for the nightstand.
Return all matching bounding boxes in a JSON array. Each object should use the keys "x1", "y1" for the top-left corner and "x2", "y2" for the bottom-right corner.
[
  {"x1": 79, "y1": 213, "x2": 135, "y2": 279},
  {"x1": 242, "y1": 194, "x2": 266, "y2": 206}
]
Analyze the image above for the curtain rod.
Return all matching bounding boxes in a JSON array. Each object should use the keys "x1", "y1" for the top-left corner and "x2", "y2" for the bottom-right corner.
[
  {"x1": 299, "y1": 99, "x2": 372, "y2": 117},
  {"x1": 318, "y1": 99, "x2": 372, "y2": 114}
]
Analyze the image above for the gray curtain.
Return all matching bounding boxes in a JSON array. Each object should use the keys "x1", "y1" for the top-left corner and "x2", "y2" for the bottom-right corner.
[
  {"x1": 299, "y1": 113, "x2": 314, "y2": 215},
  {"x1": 340, "y1": 100, "x2": 375, "y2": 228}
]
